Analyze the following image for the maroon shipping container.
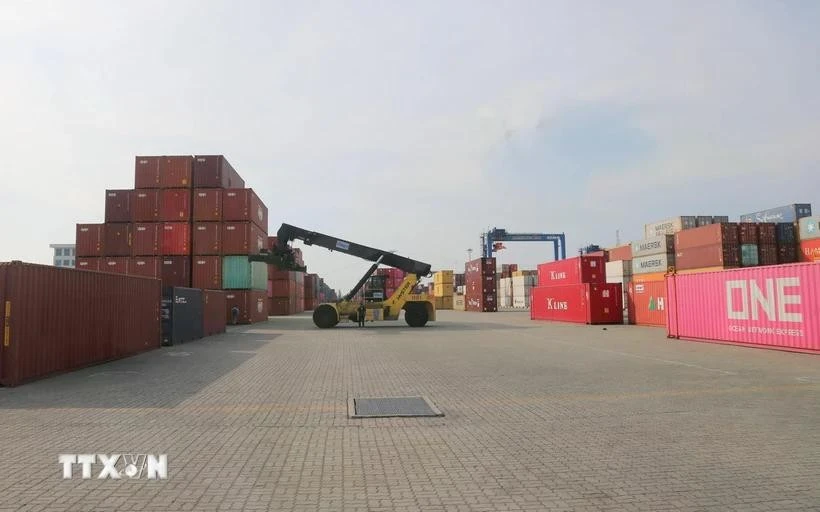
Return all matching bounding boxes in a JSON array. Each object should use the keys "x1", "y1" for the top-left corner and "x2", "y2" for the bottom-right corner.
[
  {"x1": 675, "y1": 244, "x2": 740, "y2": 270},
  {"x1": 203, "y1": 290, "x2": 227, "y2": 336},
  {"x1": 101, "y1": 257, "x2": 129, "y2": 275},
  {"x1": 192, "y1": 256, "x2": 221, "y2": 289},
  {"x1": 225, "y1": 290, "x2": 267, "y2": 324},
  {"x1": 193, "y1": 222, "x2": 222, "y2": 255},
  {"x1": 465, "y1": 293, "x2": 497, "y2": 312},
  {"x1": 159, "y1": 189, "x2": 191, "y2": 221},
  {"x1": 129, "y1": 257, "x2": 160, "y2": 278},
  {"x1": 0, "y1": 262, "x2": 160, "y2": 386},
  {"x1": 608, "y1": 244, "x2": 633, "y2": 261},
  {"x1": 193, "y1": 189, "x2": 223, "y2": 222},
  {"x1": 105, "y1": 190, "x2": 133, "y2": 223},
  {"x1": 161, "y1": 223, "x2": 190, "y2": 256},
  {"x1": 135, "y1": 156, "x2": 161, "y2": 188},
  {"x1": 268, "y1": 298, "x2": 295, "y2": 316},
  {"x1": 160, "y1": 257, "x2": 191, "y2": 288},
  {"x1": 76, "y1": 224, "x2": 104, "y2": 257},
  {"x1": 222, "y1": 189, "x2": 268, "y2": 232},
  {"x1": 758, "y1": 223, "x2": 777, "y2": 245},
  {"x1": 739, "y1": 223, "x2": 759, "y2": 245},
  {"x1": 675, "y1": 222, "x2": 739, "y2": 249},
  {"x1": 193, "y1": 155, "x2": 245, "y2": 189},
  {"x1": 759, "y1": 244, "x2": 779, "y2": 266},
  {"x1": 778, "y1": 244, "x2": 798, "y2": 264},
  {"x1": 159, "y1": 156, "x2": 193, "y2": 188},
  {"x1": 76, "y1": 257, "x2": 101, "y2": 271},
  {"x1": 537, "y1": 256, "x2": 605, "y2": 287},
  {"x1": 132, "y1": 190, "x2": 160, "y2": 222},
  {"x1": 531, "y1": 283, "x2": 623, "y2": 324},
  {"x1": 104, "y1": 223, "x2": 132, "y2": 256},
  {"x1": 132, "y1": 223, "x2": 160, "y2": 256},
  {"x1": 223, "y1": 222, "x2": 266, "y2": 256},
  {"x1": 465, "y1": 257, "x2": 496, "y2": 275}
]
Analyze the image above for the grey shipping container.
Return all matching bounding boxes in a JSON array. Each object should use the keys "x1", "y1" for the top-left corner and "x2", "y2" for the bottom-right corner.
[
  {"x1": 696, "y1": 216, "x2": 712, "y2": 227},
  {"x1": 798, "y1": 216, "x2": 820, "y2": 241},
  {"x1": 740, "y1": 204, "x2": 812, "y2": 223},
  {"x1": 632, "y1": 253, "x2": 674, "y2": 275},
  {"x1": 631, "y1": 235, "x2": 675, "y2": 259},
  {"x1": 644, "y1": 216, "x2": 697, "y2": 238},
  {"x1": 776, "y1": 223, "x2": 797, "y2": 244},
  {"x1": 161, "y1": 287, "x2": 204, "y2": 346},
  {"x1": 712, "y1": 216, "x2": 730, "y2": 223}
]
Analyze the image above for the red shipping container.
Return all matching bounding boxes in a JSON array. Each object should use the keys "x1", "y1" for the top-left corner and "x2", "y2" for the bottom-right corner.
[
  {"x1": 101, "y1": 257, "x2": 129, "y2": 275},
  {"x1": 159, "y1": 156, "x2": 193, "y2": 188},
  {"x1": 105, "y1": 190, "x2": 133, "y2": 223},
  {"x1": 223, "y1": 189, "x2": 268, "y2": 231},
  {"x1": 76, "y1": 257, "x2": 101, "y2": 271},
  {"x1": 225, "y1": 290, "x2": 267, "y2": 324},
  {"x1": 739, "y1": 223, "x2": 759, "y2": 244},
  {"x1": 608, "y1": 244, "x2": 633, "y2": 261},
  {"x1": 132, "y1": 190, "x2": 160, "y2": 222},
  {"x1": 129, "y1": 257, "x2": 160, "y2": 278},
  {"x1": 758, "y1": 223, "x2": 777, "y2": 245},
  {"x1": 76, "y1": 224, "x2": 104, "y2": 257},
  {"x1": 537, "y1": 256, "x2": 605, "y2": 286},
  {"x1": 203, "y1": 290, "x2": 227, "y2": 336},
  {"x1": 192, "y1": 256, "x2": 221, "y2": 289},
  {"x1": 465, "y1": 293, "x2": 497, "y2": 312},
  {"x1": 159, "y1": 189, "x2": 191, "y2": 221},
  {"x1": 268, "y1": 297, "x2": 295, "y2": 316},
  {"x1": 465, "y1": 257, "x2": 496, "y2": 275},
  {"x1": 799, "y1": 239, "x2": 820, "y2": 262},
  {"x1": 160, "y1": 257, "x2": 190, "y2": 288},
  {"x1": 267, "y1": 236, "x2": 278, "y2": 250},
  {"x1": 223, "y1": 222, "x2": 266, "y2": 256},
  {"x1": 193, "y1": 222, "x2": 222, "y2": 255},
  {"x1": 270, "y1": 279, "x2": 293, "y2": 297},
  {"x1": 193, "y1": 155, "x2": 245, "y2": 189},
  {"x1": 193, "y1": 189, "x2": 222, "y2": 222},
  {"x1": 104, "y1": 224, "x2": 132, "y2": 256},
  {"x1": 627, "y1": 279, "x2": 668, "y2": 327},
  {"x1": 530, "y1": 284, "x2": 622, "y2": 324},
  {"x1": 132, "y1": 223, "x2": 160, "y2": 256},
  {"x1": 675, "y1": 223, "x2": 739, "y2": 249},
  {"x1": 0, "y1": 262, "x2": 160, "y2": 387},
  {"x1": 161, "y1": 223, "x2": 190, "y2": 255},
  {"x1": 675, "y1": 244, "x2": 740, "y2": 270},
  {"x1": 666, "y1": 264, "x2": 820, "y2": 353},
  {"x1": 135, "y1": 156, "x2": 161, "y2": 188}
]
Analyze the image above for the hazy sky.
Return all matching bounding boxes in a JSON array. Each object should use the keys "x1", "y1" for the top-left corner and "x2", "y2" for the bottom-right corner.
[{"x1": 2, "y1": 1, "x2": 819, "y2": 293}]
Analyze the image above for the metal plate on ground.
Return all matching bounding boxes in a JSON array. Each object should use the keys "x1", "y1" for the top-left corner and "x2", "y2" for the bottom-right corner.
[{"x1": 348, "y1": 396, "x2": 444, "y2": 418}]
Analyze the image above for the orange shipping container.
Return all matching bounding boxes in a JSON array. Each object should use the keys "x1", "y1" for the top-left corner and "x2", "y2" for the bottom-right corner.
[
  {"x1": 628, "y1": 279, "x2": 667, "y2": 327},
  {"x1": 799, "y1": 239, "x2": 820, "y2": 262}
]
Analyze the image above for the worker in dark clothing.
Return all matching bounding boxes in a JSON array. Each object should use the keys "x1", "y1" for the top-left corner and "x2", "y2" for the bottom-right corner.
[
  {"x1": 231, "y1": 306, "x2": 240, "y2": 325},
  {"x1": 357, "y1": 302, "x2": 366, "y2": 327}
]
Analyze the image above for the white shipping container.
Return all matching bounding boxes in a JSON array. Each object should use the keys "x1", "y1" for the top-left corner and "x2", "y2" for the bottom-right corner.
[
  {"x1": 511, "y1": 275, "x2": 537, "y2": 287},
  {"x1": 644, "y1": 216, "x2": 697, "y2": 238},
  {"x1": 513, "y1": 295, "x2": 530, "y2": 308},
  {"x1": 632, "y1": 253, "x2": 674, "y2": 275},
  {"x1": 605, "y1": 260, "x2": 632, "y2": 279}
]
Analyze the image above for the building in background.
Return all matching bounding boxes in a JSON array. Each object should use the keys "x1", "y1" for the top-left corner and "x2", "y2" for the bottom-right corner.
[{"x1": 50, "y1": 244, "x2": 76, "y2": 268}]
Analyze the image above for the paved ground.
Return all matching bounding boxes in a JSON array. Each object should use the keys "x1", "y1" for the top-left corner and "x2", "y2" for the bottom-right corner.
[{"x1": 1, "y1": 311, "x2": 818, "y2": 512}]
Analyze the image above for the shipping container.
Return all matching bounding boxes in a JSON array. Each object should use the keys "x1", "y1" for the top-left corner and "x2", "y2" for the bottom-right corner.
[
  {"x1": 135, "y1": 156, "x2": 161, "y2": 188},
  {"x1": 675, "y1": 244, "x2": 740, "y2": 270},
  {"x1": 160, "y1": 257, "x2": 190, "y2": 288},
  {"x1": 75, "y1": 257, "x2": 101, "y2": 272},
  {"x1": 740, "y1": 244, "x2": 759, "y2": 267},
  {"x1": 225, "y1": 290, "x2": 267, "y2": 324},
  {"x1": 159, "y1": 156, "x2": 193, "y2": 188},
  {"x1": 536, "y1": 256, "x2": 605, "y2": 287},
  {"x1": 696, "y1": 216, "x2": 713, "y2": 227},
  {"x1": 465, "y1": 257, "x2": 496, "y2": 275},
  {"x1": 105, "y1": 190, "x2": 133, "y2": 223},
  {"x1": 161, "y1": 223, "x2": 190, "y2": 255},
  {"x1": 222, "y1": 256, "x2": 267, "y2": 290},
  {"x1": 159, "y1": 189, "x2": 191, "y2": 222},
  {"x1": 103, "y1": 224, "x2": 132, "y2": 256},
  {"x1": 675, "y1": 223, "x2": 739, "y2": 249},
  {"x1": 202, "y1": 290, "x2": 227, "y2": 336},
  {"x1": 798, "y1": 216, "x2": 820, "y2": 241},
  {"x1": 759, "y1": 244, "x2": 779, "y2": 266},
  {"x1": 740, "y1": 204, "x2": 812, "y2": 223},
  {"x1": 631, "y1": 253, "x2": 673, "y2": 275},
  {"x1": 530, "y1": 283, "x2": 622, "y2": 324},
  {"x1": 223, "y1": 222, "x2": 266, "y2": 256},
  {"x1": 453, "y1": 294, "x2": 466, "y2": 311},
  {"x1": 192, "y1": 222, "x2": 222, "y2": 255},
  {"x1": 631, "y1": 271, "x2": 667, "y2": 283},
  {"x1": 799, "y1": 239, "x2": 820, "y2": 262},
  {"x1": 0, "y1": 262, "x2": 161, "y2": 386},
  {"x1": 739, "y1": 223, "x2": 759, "y2": 245},
  {"x1": 465, "y1": 293, "x2": 497, "y2": 312},
  {"x1": 193, "y1": 189, "x2": 222, "y2": 222},
  {"x1": 192, "y1": 256, "x2": 222, "y2": 289},
  {"x1": 631, "y1": 235, "x2": 674, "y2": 259},
  {"x1": 628, "y1": 280, "x2": 668, "y2": 327},
  {"x1": 76, "y1": 224, "x2": 104, "y2": 257},
  {"x1": 758, "y1": 223, "x2": 777, "y2": 245},
  {"x1": 222, "y1": 189, "x2": 268, "y2": 231},
  {"x1": 193, "y1": 155, "x2": 245, "y2": 189},
  {"x1": 713, "y1": 216, "x2": 730, "y2": 223},
  {"x1": 161, "y1": 287, "x2": 203, "y2": 345},
  {"x1": 268, "y1": 297, "x2": 297, "y2": 316},
  {"x1": 101, "y1": 257, "x2": 129, "y2": 275},
  {"x1": 132, "y1": 190, "x2": 160, "y2": 222},
  {"x1": 606, "y1": 260, "x2": 633, "y2": 278},
  {"x1": 779, "y1": 244, "x2": 798, "y2": 264},
  {"x1": 607, "y1": 244, "x2": 632, "y2": 261},
  {"x1": 129, "y1": 257, "x2": 160, "y2": 278},
  {"x1": 644, "y1": 216, "x2": 697, "y2": 238},
  {"x1": 131, "y1": 223, "x2": 160, "y2": 256},
  {"x1": 666, "y1": 263, "x2": 820, "y2": 352},
  {"x1": 776, "y1": 223, "x2": 797, "y2": 244}
]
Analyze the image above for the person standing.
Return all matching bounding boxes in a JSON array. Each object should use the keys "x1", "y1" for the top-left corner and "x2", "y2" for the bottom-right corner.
[
  {"x1": 357, "y1": 302, "x2": 366, "y2": 327},
  {"x1": 231, "y1": 306, "x2": 240, "y2": 325}
]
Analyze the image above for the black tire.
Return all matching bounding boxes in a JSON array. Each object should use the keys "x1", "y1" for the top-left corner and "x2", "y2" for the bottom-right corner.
[
  {"x1": 404, "y1": 303, "x2": 429, "y2": 327},
  {"x1": 313, "y1": 304, "x2": 339, "y2": 329}
]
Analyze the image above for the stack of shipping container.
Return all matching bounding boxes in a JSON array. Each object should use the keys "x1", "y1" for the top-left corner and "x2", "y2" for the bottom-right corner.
[
  {"x1": 511, "y1": 270, "x2": 537, "y2": 309},
  {"x1": 798, "y1": 215, "x2": 820, "y2": 261},
  {"x1": 605, "y1": 245, "x2": 632, "y2": 324},
  {"x1": 432, "y1": 270, "x2": 454, "y2": 310},
  {"x1": 303, "y1": 273, "x2": 320, "y2": 310},
  {"x1": 465, "y1": 257, "x2": 497, "y2": 312},
  {"x1": 376, "y1": 268, "x2": 407, "y2": 299},
  {"x1": 531, "y1": 256, "x2": 621, "y2": 324}
]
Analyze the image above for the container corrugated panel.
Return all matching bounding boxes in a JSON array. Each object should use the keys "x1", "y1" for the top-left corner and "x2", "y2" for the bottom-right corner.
[
  {"x1": 0, "y1": 262, "x2": 160, "y2": 386},
  {"x1": 132, "y1": 223, "x2": 160, "y2": 256},
  {"x1": 132, "y1": 190, "x2": 160, "y2": 222},
  {"x1": 607, "y1": 244, "x2": 632, "y2": 261},
  {"x1": 712, "y1": 216, "x2": 730, "y2": 223},
  {"x1": 628, "y1": 280, "x2": 668, "y2": 327},
  {"x1": 223, "y1": 222, "x2": 266, "y2": 256},
  {"x1": 203, "y1": 290, "x2": 227, "y2": 336},
  {"x1": 193, "y1": 189, "x2": 222, "y2": 222},
  {"x1": 739, "y1": 223, "x2": 759, "y2": 245},
  {"x1": 530, "y1": 284, "x2": 622, "y2": 324},
  {"x1": 193, "y1": 222, "x2": 222, "y2": 255},
  {"x1": 740, "y1": 204, "x2": 812, "y2": 223},
  {"x1": 101, "y1": 257, "x2": 129, "y2": 275},
  {"x1": 465, "y1": 293, "x2": 497, "y2": 312},
  {"x1": 740, "y1": 244, "x2": 759, "y2": 266},
  {"x1": 105, "y1": 190, "x2": 133, "y2": 223},
  {"x1": 536, "y1": 256, "x2": 605, "y2": 286},
  {"x1": 675, "y1": 223, "x2": 739, "y2": 249},
  {"x1": 696, "y1": 216, "x2": 713, "y2": 227},
  {"x1": 76, "y1": 257, "x2": 101, "y2": 271},
  {"x1": 644, "y1": 216, "x2": 697, "y2": 238},
  {"x1": 759, "y1": 244, "x2": 779, "y2": 266},
  {"x1": 675, "y1": 244, "x2": 740, "y2": 270},
  {"x1": 193, "y1": 155, "x2": 245, "y2": 189},
  {"x1": 225, "y1": 290, "x2": 267, "y2": 324},
  {"x1": 798, "y1": 216, "x2": 820, "y2": 241},
  {"x1": 776, "y1": 223, "x2": 797, "y2": 244},
  {"x1": 222, "y1": 189, "x2": 268, "y2": 232},
  {"x1": 666, "y1": 263, "x2": 820, "y2": 352},
  {"x1": 103, "y1": 223, "x2": 132, "y2": 256},
  {"x1": 161, "y1": 287, "x2": 203, "y2": 345},
  {"x1": 129, "y1": 257, "x2": 160, "y2": 278},
  {"x1": 159, "y1": 156, "x2": 194, "y2": 188},
  {"x1": 222, "y1": 256, "x2": 267, "y2": 290},
  {"x1": 606, "y1": 260, "x2": 633, "y2": 278},
  {"x1": 159, "y1": 189, "x2": 191, "y2": 222},
  {"x1": 632, "y1": 253, "x2": 674, "y2": 275},
  {"x1": 631, "y1": 235, "x2": 674, "y2": 259},
  {"x1": 778, "y1": 244, "x2": 798, "y2": 264},
  {"x1": 758, "y1": 223, "x2": 777, "y2": 245},
  {"x1": 192, "y1": 256, "x2": 221, "y2": 289},
  {"x1": 135, "y1": 156, "x2": 161, "y2": 188},
  {"x1": 161, "y1": 257, "x2": 191, "y2": 288},
  {"x1": 76, "y1": 224, "x2": 104, "y2": 257},
  {"x1": 161, "y1": 223, "x2": 190, "y2": 255},
  {"x1": 799, "y1": 239, "x2": 820, "y2": 262}
]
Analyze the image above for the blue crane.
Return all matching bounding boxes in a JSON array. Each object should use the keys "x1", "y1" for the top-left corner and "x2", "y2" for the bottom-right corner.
[{"x1": 482, "y1": 228, "x2": 567, "y2": 261}]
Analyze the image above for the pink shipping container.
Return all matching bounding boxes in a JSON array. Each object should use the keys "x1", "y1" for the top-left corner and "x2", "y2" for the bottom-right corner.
[
  {"x1": 537, "y1": 256, "x2": 606, "y2": 287},
  {"x1": 666, "y1": 263, "x2": 820, "y2": 353},
  {"x1": 0, "y1": 262, "x2": 160, "y2": 386}
]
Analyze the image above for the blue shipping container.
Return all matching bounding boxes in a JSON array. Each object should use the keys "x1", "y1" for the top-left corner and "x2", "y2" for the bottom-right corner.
[{"x1": 739, "y1": 204, "x2": 812, "y2": 223}]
